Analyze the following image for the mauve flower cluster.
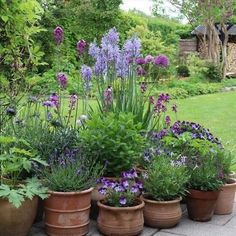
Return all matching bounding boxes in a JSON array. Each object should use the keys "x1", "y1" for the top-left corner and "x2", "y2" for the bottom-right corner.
[
  {"x1": 170, "y1": 121, "x2": 222, "y2": 146},
  {"x1": 69, "y1": 94, "x2": 78, "y2": 109},
  {"x1": 77, "y1": 39, "x2": 86, "y2": 56},
  {"x1": 43, "y1": 93, "x2": 59, "y2": 107},
  {"x1": 154, "y1": 55, "x2": 169, "y2": 67},
  {"x1": 98, "y1": 169, "x2": 143, "y2": 207},
  {"x1": 57, "y1": 72, "x2": 68, "y2": 89},
  {"x1": 153, "y1": 93, "x2": 170, "y2": 113},
  {"x1": 54, "y1": 26, "x2": 64, "y2": 44}
]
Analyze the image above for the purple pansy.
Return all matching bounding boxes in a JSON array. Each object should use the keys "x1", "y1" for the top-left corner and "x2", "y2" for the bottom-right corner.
[{"x1": 119, "y1": 196, "x2": 127, "y2": 205}]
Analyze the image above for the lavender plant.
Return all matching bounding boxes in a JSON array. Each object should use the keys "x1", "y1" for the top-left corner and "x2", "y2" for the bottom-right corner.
[{"x1": 98, "y1": 169, "x2": 143, "y2": 207}]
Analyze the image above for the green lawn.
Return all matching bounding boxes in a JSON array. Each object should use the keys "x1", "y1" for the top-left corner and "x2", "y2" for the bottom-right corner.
[{"x1": 174, "y1": 91, "x2": 236, "y2": 170}]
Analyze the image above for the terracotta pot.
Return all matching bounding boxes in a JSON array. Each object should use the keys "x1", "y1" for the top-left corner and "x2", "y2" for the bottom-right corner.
[
  {"x1": 214, "y1": 178, "x2": 236, "y2": 215},
  {"x1": 142, "y1": 196, "x2": 182, "y2": 228},
  {"x1": 0, "y1": 197, "x2": 38, "y2": 236},
  {"x1": 229, "y1": 171, "x2": 236, "y2": 178},
  {"x1": 186, "y1": 189, "x2": 220, "y2": 222},
  {"x1": 44, "y1": 188, "x2": 93, "y2": 236},
  {"x1": 97, "y1": 199, "x2": 144, "y2": 236}
]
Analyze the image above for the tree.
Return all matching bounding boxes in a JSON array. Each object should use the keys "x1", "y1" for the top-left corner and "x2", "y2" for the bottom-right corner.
[{"x1": 152, "y1": 0, "x2": 236, "y2": 78}]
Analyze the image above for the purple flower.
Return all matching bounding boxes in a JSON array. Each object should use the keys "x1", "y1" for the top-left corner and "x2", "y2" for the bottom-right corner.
[
  {"x1": 114, "y1": 185, "x2": 125, "y2": 192},
  {"x1": 101, "y1": 27, "x2": 119, "y2": 46},
  {"x1": 81, "y1": 65, "x2": 92, "y2": 91},
  {"x1": 104, "y1": 86, "x2": 113, "y2": 106},
  {"x1": 136, "y1": 57, "x2": 146, "y2": 65},
  {"x1": 136, "y1": 181, "x2": 143, "y2": 189},
  {"x1": 145, "y1": 55, "x2": 154, "y2": 63},
  {"x1": 165, "y1": 115, "x2": 171, "y2": 126},
  {"x1": 54, "y1": 26, "x2": 64, "y2": 44},
  {"x1": 98, "y1": 187, "x2": 107, "y2": 195},
  {"x1": 140, "y1": 82, "x2": 147, "y2": 93},
  {"x1": 121, "y1": 179, "x2": 129, "y2": 189},
  {"x1": 42, "y1": 101, "x2": 54, "y2": 107},
  {"x1": 116, "y1": 51, "x2": 129, "y2": 78},
  {"x1": 119, "y1": 196, "x2": 127, "y2": 205},
  {"x1": 172, "y1": 104, "x2": 177, "y2": 113},
  {"x1": 121, "y1": 169, "x2": 137, "y2": 179},
  {"x1": 57, "y1": 72, "x2": 68, "y2": 89},
  {"x1": 77, "y1": 39, "x2": 87, "y2": 56},
  {"x1": 94, "y1": 53, "x2": 107, "y2": 76},
  {"x1": 154, "y1": 55, "x2": 169, "y2": 67},
  {"x1": 137, "y1": 67, "x2": 146, "y2": 76},
  {"x1": 149, "y1": 96, "x2": 155, "y2": 104},
  {"x1": 89, "y1": 42, "x2": 100, "y2": 59},
  {"x1": 50, "y1": 93, "x2": 59, "y2": 107},
  {"x1": 130, "y1": 186, "x2": 139, "y2": 193},
  {"x1": 124, "y1": 36, "x2": 141, "y2": 58},
  {"x1": 69, "y1": 94, "x2": 78, "y2": 109}
]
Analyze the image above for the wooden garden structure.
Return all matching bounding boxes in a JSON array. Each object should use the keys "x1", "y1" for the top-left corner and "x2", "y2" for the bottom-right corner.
[{"x1": 179, "y1": 25, "x2": 236, "y2": 76}]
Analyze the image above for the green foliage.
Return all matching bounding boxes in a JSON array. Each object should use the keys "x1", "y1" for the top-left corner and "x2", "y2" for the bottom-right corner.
[
  {"x1": 0, "y1": 178, "x2": 48, "y2": 208},
  {"x1": 143, "y1": 157, "x2": 189, "y2": 201},
  {"x1": 43, "y1": 159, "x2": 103, "y2": 192},
  {"x1": 176, "y1": 65, "x2": 190, "y2": 77},
  {"x1": 79, "y1": 113, "x2": 145, "y2": 177},
  {"x1": 204, "y1": 63, "x2": 223, "y2": 82}
]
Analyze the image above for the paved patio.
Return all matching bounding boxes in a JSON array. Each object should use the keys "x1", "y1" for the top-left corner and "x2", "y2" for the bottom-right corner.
[{"x1": 30, "y1": 196, "x2": 236, "y2": 236}]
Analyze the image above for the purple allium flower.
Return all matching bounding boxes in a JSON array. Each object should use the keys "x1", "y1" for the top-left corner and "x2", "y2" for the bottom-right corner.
[
  {"x1": 50, "y1": 93, "x2": 59, "y2": 107},
  {"x1": 124, "y1": 36, "x2": 141, "y2": 58},
  {"x1": 131, "y1": 186, "x2": 139, "y2": 193},
  {"x1": 145, "y1": 55, "x2": 154, "y2": 63},
  {"x1": 136, "y1": 57, "x2": 146, "y2": 65},
  {"x1": 57, "y1": 72, "x2": 68, "y2": 89},
  {"x1": 104, "y1": 86, "x2": 113, "y2": 106},
  {"x1": 149, "y1": 96, "x2": 155, "y2": 104},
  {"x1": 165, "y1": 115, "x2": 171, "y2": 126},
  {"x1": 172, "y1": 104, "x2": 177, "y2": 113},
  {"x1": 81, "y1": 65, "x2": 92, "y2": 91},
  {"x1": 98, "y1": 187, "x2": 107, "y2": 195},
  {"x1": 140, "y1": 82, "x2": 147, "y2": 93},
  {"x1": 69, "y1": 94, "x2": 78, "y2": 109},
  {"x1": 154, "y1": 55, "x2": 169, "y2": 67},
  {"x1": 89, "y1": 42, "x2": 100, "y2": 59},
  {"x1": 77, "y1": 39, "x2": 87, "y2": 56},
  {"x1": 119, "y1": 196, "x2": 127, "y2": 205},
  {"x1": 6, "y1": 107, "x2": 16, "y2": 116},
  {"x1": 137, "y1": 67, "x2": 146, "y2": 76},
  {"x1": 54, "y1": 26, "x2": 64, "y2": 44},
  {"x1": 116, "y1": 51, "x2": 129, "y2": 78}
]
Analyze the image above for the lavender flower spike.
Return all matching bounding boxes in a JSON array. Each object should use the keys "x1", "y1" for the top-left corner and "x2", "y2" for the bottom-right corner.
[
  {"x1": 77, "y1": 39, "x2": 87, "y2": 56},
  {"x1": 57, "y1": 72, "x2": 68, "y2": 89},
  {"x1": 124, "y1": 36, "x2": 141, "y2": 58},
  {"x1": 54, "y1": 26, "x2": 64, "y2": 44},
  {"x1": 81, "y1": 65, "x2": 93, "y2": 91}
]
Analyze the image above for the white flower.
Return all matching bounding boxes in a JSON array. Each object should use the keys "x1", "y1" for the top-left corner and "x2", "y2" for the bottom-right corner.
[
  {"x1": 80, "y1": 114, "x2": 88, "y2": 120},
  {"x1": 76, "y1": 119, "x2": 82, "y2": 127}
]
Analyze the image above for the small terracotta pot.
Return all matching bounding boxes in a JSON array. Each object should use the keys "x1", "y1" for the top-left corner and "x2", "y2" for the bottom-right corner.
[
  {"x1": 215, "y1": 178, "x2": 236, "y2": 215},
  {"x1": 97, "y1": 199, "x2": 144, "y2": 236},
  {"x1": 142, "y1": 196, "x2": 182, "y2": 228},
  {"x1": 186, "y1": 189, "x2": 220, "y2": 222},
  {"x1": 44, "y1": 188, "x2": 93, "y2": 236},
  {"x1": 0, "y1": 197, "x2": 38, "y2": 236}
]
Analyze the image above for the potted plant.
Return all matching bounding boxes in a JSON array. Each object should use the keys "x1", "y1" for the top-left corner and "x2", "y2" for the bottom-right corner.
[
  {"x1": 214, "y1": 150, "x2": 236, "y2": 215},
  {"x1": 97, "y1": 169, "x2": 144, "y2": 236},
  {"x1": 185, "y1": 139, "x2": 224, "y2": 221},
  {"x1": 0, "y1": 136, "x2": 48, "y2": 236},
  {"x1": 141, "y1": 155, "x2": 189, "y2": 228},
  {"x1": 43, "y1": 152, "x2": 103, "y2": 236}
]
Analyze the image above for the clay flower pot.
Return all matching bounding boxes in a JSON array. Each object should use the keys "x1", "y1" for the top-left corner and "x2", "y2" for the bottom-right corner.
[
  {"x1": 142, "y1": 196, "x2": 182, "y2": 228},
  {"x1": 215, "y1": 178, "x2": 236, "y2": 215},
  {"x1": 186, "y1": 189, "x2": 220, "y2": 222},
  {"x1": 97, "y1": 199, "x2": 144, "y2": 236},
  {"x1": 0, "y1": 197, "x2": 38, "y2": 236},
  {"x1": 44, "y1": 188, "x2": 93, "y2": 236}
]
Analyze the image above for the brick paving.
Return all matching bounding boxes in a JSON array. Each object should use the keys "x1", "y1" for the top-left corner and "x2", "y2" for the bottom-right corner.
[{"x1": 29, "y1": 196, "x2": 236, "y2": 236}]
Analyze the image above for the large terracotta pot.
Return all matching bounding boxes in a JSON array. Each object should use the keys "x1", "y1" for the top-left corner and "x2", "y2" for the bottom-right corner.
[
  {"x1": 97, "y1": 199, "x2": 144, "y2": 236},
  {"x1": 44, "y1": 188, "x2": 93, "y2": 236},
  {"x1": 0, "y1": 197, "x2": 38, "y2": 236},
  {"x1": 186, "y1": 189, "x2": 220, "y2": 222},
  {"x1": 142, "y1": 196, "x2": 182, "y2": 228},
  {"x1": 214, "y1": 178, "x2": 236, "y2": 215}
]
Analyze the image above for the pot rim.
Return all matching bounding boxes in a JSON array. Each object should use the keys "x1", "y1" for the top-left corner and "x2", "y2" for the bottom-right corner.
[
  {"x1": 224, "y1": 178, "x2": 236, "y2": 186},
  {"x1": 48, "y1": 187, "x2": 94, "y2": 195},
  {"x1": 141, "y1": 195, "x2": 182, "y2": 204},
  {"x1": 97, "y1": 198, "x2": 144, "y2": 210},
  {"x1": 188, "y1": 188, "x2": 220, "y2": 194}
]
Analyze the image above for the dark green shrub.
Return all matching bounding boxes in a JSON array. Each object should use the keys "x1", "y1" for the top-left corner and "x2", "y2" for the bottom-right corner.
[
  {"x1": 176, "y1": 65, "x2": 190, "y2": 77},
  {"x1": 204, "y1": 63, "x2": 223, "y2": 82}
]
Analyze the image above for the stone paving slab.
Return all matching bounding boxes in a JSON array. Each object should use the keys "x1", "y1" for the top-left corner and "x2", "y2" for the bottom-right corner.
[{"x1": 29, "y1": 196, "x2": 236, "y2": 236}]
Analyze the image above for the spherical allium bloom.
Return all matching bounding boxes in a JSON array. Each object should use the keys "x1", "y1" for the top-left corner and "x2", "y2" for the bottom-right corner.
[
  {"x1": 145, "y1": 55, "x2": 154, "y2": 63},
  {"x1": 53, "y1": 26, "x2": 64, "y2": 44},
  {"x1": 140, "y1": 82, "x2": 147, "y2": 93},
  {"x1": 165, "y1": 115, "x2": 171, "y2": 126},
  {"x1": 124, "y1": 36, "x2": 141, "y2": 58},
  {"x1": 69, "y1": 94, "x2": 78, "y2": 109},
  {"x1": 172, "y1": 104, "x2": 177, "y2": 113},
  {"x1": 154, "y1": 55, "x2": 169, "y2": 67},
  {"x1": 119, "y1": 196, "x2": 127, "y2": 205},
  {"x1": 57, "y1": 72, "x2": 68, "y2": 89},
  {"x1": 116, "y1": 51, "x2": 129, "y2": 78},
  {"x1": 89, "y1": 42, "x2": 100, "y2": 59},
  {"x1": 137, "y1": 67, "x2": 146, "y2": 76},
  {"x1": 104, "y1": 86, "x2": 113, "y2": 106},
  {"x1": 81, "y1": 65, "x2": 92, "y2": 91},
  {"x1": 6, "y1": 107, "x2": 16, "y2": 116},
  {"x1": 136, "y1": 57, "x2": 146, "y2": 65},
  {"x1": 77, "y1": 39, "x2": 87, "y2": 56}
]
